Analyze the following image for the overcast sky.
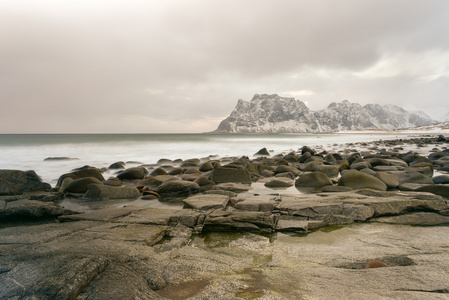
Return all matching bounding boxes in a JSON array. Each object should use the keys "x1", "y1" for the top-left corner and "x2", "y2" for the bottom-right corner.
[{"x1": 1, "y1": 0, "x2": 449, "y2": 133}]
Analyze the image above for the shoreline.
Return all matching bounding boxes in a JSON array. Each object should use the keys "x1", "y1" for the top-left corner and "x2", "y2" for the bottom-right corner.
[{"x1": 1, "y1": 133, "x2": 449, "y2": 298}]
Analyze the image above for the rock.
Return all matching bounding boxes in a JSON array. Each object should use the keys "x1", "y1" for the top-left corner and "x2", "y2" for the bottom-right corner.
[
  {"x1": 315, "y1": 165, "x2": 339, "y2": 178},
  {"x1": 275, "y1": 165, "x2": 300, "y2": 176},
  {"x1": 57, "y1": 167, "x2": 105, "y2": 187},
  {"x1": 58, "y1": 177, "x2": 74, "y2": 193},
  {"x1": 275, "y1": 172, "x2": 296, "y2": 180},
  {"x1": 365, "y1": 260, "x2": 389, "y2": 269},
  {"x1": 301, "y1": 146, "x2": 316, "y2": 155},
  {"x1": 108, "y1": 161, "x2": 125, "y2": 169},
  {"x1": 193, "y1": 176, "x2": 215, "y2": 186},
  {"x1": 0, "y1": 170, "x2": 51, "y2": 195},
  {"x1": 139, "y1": 175, "x2": 175, "y2": 188},
  {"x1": 181, "y1": 174, "x2": 201, "y2": 181},
  {"x1": 183, "y1": 194, "x2": 230, "y2": 210},
  {"x1": 213, "y1": 183, "x2": 252, "y2": 193},
  {"x1": 433, "y1": 175, "x2": 449, "y2": 184},
  {"x1": 264, "y1": 178, "x2": 295, "y2": 188},
  {"x1": 103, "y1": 178, "x2": 122, "y2": 186},
  {"x1": 204, "y1": 190, "x2": 237, "y2": 197},
  {"x1": 66, "y1": 177, "x2": 103, "y2": 193},
  {"x1": 117, "y1": 167, "x2": 148, "y2": 180},
  {"x1": 254, "y1": 147, "x2": 270, "y2": 156},
  {"x1": 168, "y1": 167, "x2": 184, "y2": 175},
  {"x1": 375, "y1": 172, "x2": 399, "y2": 189},
  {"x1": 321, "y1": 185, "x2": 353, "y2": 193},
  {"x1": 44, "y1": 157, "x2": 78, "y2": 161},
  {"x1": 261, "y1": 169, "x2": 275, "y2": 177},
  {"x1": 395, "y1": 170, "x2": 434, "y2": 184},
  {"x1": 350, "y1": 161, "x2": 372, "y2": 170},
  {"x1": 398, "y1": 183, "x2": 427, "y2": 191},
  {"x1": 180, "y1": 158, "x2": 201, "y2": 167},
  {"x1": 366, "y1": 158, "x2": 390, "y2": 167},
  {"x1": 373, "y1": 166, "x2": 400, "y2": 172},
  {"x1": 372, "y1": 212, "x2": 449, "y2": 226},
  {"x1": 0, "y1": 199, "x2": 79, "y2": 220},
  {"x1": 149, "y1": 167, "x2": 168, "y2": 176},
  {"x1": 295, "y1": 172, "x2": 332, "y2": 188},
  {"x1": 156, "y1": 180, "x2": 200, "y2": 197},
  {"x1": 415, "y1": 184, "x2": 449, "y2": 198},
  {"x1": 408, "y1": 166, "x2": 433, "y2": 178},
  {"x1": 203, "y1": 210, "x2": 276, "y2": 232},
  {"x1": 211, "y1": 167, "x2": 252, "y2": 184},
  {"x1": 359, "y1": 168, "x2": 377, "y2": 176},
  {"x1": 338, "y1": 170, "x2": 387, "y2": 191},
  {"x1": 84, "y1": 184, "x2": 141, "y2": 199},
  {"x1": 199, "y1": 161, "x2": 214, "y2": 172}
]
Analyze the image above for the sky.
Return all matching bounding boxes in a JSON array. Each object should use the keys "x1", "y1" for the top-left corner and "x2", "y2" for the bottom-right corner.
[{"x1": 1, "y1": 0, "x2": 449, "y2": 133}]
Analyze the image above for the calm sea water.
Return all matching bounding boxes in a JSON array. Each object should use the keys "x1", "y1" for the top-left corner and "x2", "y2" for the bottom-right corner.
[{"x1": 0, "y1": 133, "x2": 413, "y2": 186}]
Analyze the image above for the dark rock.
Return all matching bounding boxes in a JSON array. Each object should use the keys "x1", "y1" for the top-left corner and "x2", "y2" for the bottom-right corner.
[
  {"x1": 199, "y1": 161, "x2": 214, "y2": 172},
  {"x1": 261, "y1": 170, "x2": 275, "y2": 177},
  {"x1": 295, "y1": 172, "x2": 333, "y2": 188},
  {"x1": 44, "y1": 157, "x2": 78, "y2": 161},
  {"x1": 254, "y1": 147, "x2": 270, "y2": 156},
  {"x1": 433, "y1": 175, "x2": 449, "y2": 184},
  {"x1": 149, "y1": 167, "x2": 168, "y2": 176},
  {"x1": 156, "y1": 180, "x2": 201, "y2": 197},
  {"x1": 57, "y1": 167, "x2": 105, "y2": 188},
  {"x1": 299, "y1": 152, "x2": 312, "y2": 163},
  {"x1": 301, "y1": 146, "x2": 316, "y2": 155},
  {"x1": 0, "y1": 170, "x2": 51, "y2": 195},
  {"x1": 375, "y1": 172, "x2": 400, "y2": 189},
  {"x1": 66, "y1": 177, "x2": 103, "y2": 193},
  {"x1": 366, "y1": 158, "x2": 390, "y2": 167},
  {"x1": 416, "y1": 184, "x2": 449, "y2": 198},
  {"x1": 108, "y1": 161, "x2": 125, "y2": 169},
  {"x1": 180, "y1": 158, "x2": 201, "y2": 167},
  {"x1": 315, "y1": 165, "x2": 339, "y2": 178},
  {"x1": 338, "y1": 170, "x2": 387, "y2": 191},
  {"x1": 194, "y1": 176, "x2": 215, "y2": 186},
  {"x1": 395, "y1": 170, "x2": 434, "y2": 184},
  {"x1": 211, "y1": 167, "x2": 252, "y2": 184},
  {"x1": 321, "y1": 185, "x2": 353, "y2": 193},
  {"x1": 275, "y1": 165, "x2": 300, "y2": 176},
  {"x1": 84, "y1": 184, "x2": 141, "y2": 199},
  {"x1": 117, "y1": 167, "x2": 148, "y2": 180},
  {"x1": 168, "y1": 167, "x2": 184, "y2": 175},
  {"x1": 0, "y1": 199, "x2": 79, "y2": 220},
  {"x1": 139, "y1": 175, "x2": 175, "y2": 188}
]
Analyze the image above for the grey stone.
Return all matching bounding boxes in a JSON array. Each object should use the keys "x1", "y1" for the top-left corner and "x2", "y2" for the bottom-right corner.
[
  {"x1": 264, "y1": 178, "x2": 294, "y2": 188},
  {"x1": 57, "y1": 166, "x2": 105, "y2": 187},
  {"x1": 0, "y1": 170, "x2": 51, "y2": 195},
  {"x1": 156, "y1": 180, "x2": 200, "y2": 197},
  {"x1": 375, "y1": 171, "x2": 400, "y2": 189},
  {"x1": 315, "y1": 165, "x2": 339, "y2": 178},
  {"x1": 116, "y1": 167, "x2": 148, "y2": 180},
  {"x1": 338, "y1": 170, "x2": 387, "y2": 191},
  {"x1": 211, "y1": 167, "x2": 252, "y2": 184},
  {"x1": 84, "y1": 184, "x2": 141, "y2": 199},
  {"x1": 66, "y1": 177, "x2": 103, "y2": 193},
  {"x1": 295, "y1": 172, "x2": 333, "y2": 188},
  {"x1": 183, "y1": 194, "x2": 229, "y2": 210},
  {"x1": 372, "y1": 212, "x2": 449, "y2": 225}
]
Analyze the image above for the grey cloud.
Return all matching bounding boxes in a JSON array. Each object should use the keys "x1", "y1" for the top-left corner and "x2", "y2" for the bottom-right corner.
[{"x1": 1, "y1": 0, "x2": 449, "y2": 133}]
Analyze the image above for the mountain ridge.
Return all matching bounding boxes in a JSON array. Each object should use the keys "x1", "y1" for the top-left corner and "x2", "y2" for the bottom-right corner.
[{"x1": 213, "y1": 94, "x2": 436, "y2": 133}]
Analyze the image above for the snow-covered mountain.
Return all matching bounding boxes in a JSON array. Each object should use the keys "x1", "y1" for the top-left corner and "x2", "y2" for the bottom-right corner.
[{"x1": 214, "y1": 94, "x2": 436, "y2": 133}]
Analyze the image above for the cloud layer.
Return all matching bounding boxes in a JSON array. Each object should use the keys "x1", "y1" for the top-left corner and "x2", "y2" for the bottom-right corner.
[{"x1": 1, "y1": 0, "x2": 449, "y2": 133}]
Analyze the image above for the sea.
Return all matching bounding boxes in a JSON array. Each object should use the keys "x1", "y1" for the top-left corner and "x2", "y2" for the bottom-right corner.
[{"x1": 0, "y1": 133, "x2": 420, "y2": 187}]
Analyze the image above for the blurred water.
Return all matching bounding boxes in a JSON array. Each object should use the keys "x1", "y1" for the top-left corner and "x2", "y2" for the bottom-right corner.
[{"x1": 0, "y1": 133, "x2": 412, "y2": 186}]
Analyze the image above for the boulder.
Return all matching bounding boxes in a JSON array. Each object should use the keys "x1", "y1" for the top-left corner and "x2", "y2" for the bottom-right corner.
[
  {"x1": 395, "y1": 170, "x2": 434, "y2": 184},
  {"x1": 254, "y1": 147, "x2": 270, "y2": 156},
  {"x1": 295, "y1": 172, "x2": 333, "y2": 188},
  {"x1": 66, "y1": 177, "x2": 103, "y2": 193},
  {"x1": 156, "y1": 180, "x2": 200, "y2": 197},
  {"x1": 57, "y1": 167, "x2": 105, "y2": 187},
  {"x1": 149, "y1": 168, "x2": 168, "y2": 176},
  {"x1": 199, "y1": 161, "x2": 214, "y2": 172},
  {"x1": 84, "y1": 184, "x2": 141, "y2": 200},
  {"x1": 375, "y1": 172, "x2": 399, "y2": 189},
  {"x1": 415, "y1": 184, "x2": 449, "y2": 198},
  {"x1": 139, "y1": 175, "x2": 174, "y2": 188},
  {"x1": 180, "y1": 158, "x2": 201, "y2": 167},
  {"x1": 211, "y1": 167, "x2": 252, "y2": 184},
  {"x1": 108, "y1": 162, "x2": 125, "y2": 169},
  {"x1": 0, "y1": 199, "x2": 79, "y2": 220},
  {"x1": 315, "y1": 165, "x2": 339, "y2": 178},
  {"x1": 275, "y1": 165, "x2": 300, "y2": 176},
  {"x1": 264, "y1": 178, "x2": 295, "y2": 188},
  {"x1": 117, "y1": 167, "x2": 148, "y2": 180},
  {"x1": 433, "y1": 175, "x2": 449, "y2": 184},
  {"x1": 168, "y1": 168, "x2": 184, "y2": 175},
  {"x1": 183, "y1": 194, "x2": 229, "y2": 210},
  {"x1": 194, "y1": 176, "x2": 215, "y2": 186},
  {"x1": 338, "y1": 170, "x2": 387, "y2": 191},
  {"x1": 0, "y1": 170, "x2": 51, "y2": 195}
]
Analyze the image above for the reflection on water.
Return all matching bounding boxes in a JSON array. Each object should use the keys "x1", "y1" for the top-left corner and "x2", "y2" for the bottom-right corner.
[{"x1": 57, "y1": 196, "x2": 185, "y2": 212}]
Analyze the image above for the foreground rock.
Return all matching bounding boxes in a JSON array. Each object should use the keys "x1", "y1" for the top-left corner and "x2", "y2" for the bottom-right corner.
[
  {"x1": 84, "y1": 184, "x2": 141, "y2": 200},
  {"x1": 0, "y1": 170, "x2": 51, "y2": 195}
]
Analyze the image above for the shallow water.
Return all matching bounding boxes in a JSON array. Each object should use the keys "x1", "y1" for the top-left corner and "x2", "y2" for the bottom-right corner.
[{"x1": 0, "y1": 132, "x2": 417, "y2": 186}]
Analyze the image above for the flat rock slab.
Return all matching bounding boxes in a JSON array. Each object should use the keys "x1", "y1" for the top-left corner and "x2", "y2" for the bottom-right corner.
[
  {"x1": 183, "y1": 194, "x2": 229, "y2": 210},
  {"x1": 1, "y1": 199, "x2": 80, "y2": 220},
  {"x1": 234, "y1": 199, "x2": 277, "y2": 212},
  {"x1": 116, "y1": 207, "x2": 204, "y2": 228},
  {"x1": 58, "y1": 206, "x2": 145, "y2": 222},
  {"x1": 371, "y1": 212, "x2": 449, "y2": 226}
]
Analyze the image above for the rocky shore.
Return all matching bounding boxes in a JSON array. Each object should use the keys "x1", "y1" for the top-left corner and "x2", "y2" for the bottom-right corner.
[{"x1": 1, "y1": 135, "x2": 449, "y2": 299}]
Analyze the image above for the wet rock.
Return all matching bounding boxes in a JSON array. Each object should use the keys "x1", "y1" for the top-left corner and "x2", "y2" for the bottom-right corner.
[
  {"x1": 180, "y1": 158, "x2": 201, "y2": 167},
  {"x1": 149, "y1": 167, "x2": 168, "y2": 176},
  {"x1": 57, "y1": 167, "x2": 105, "y2": 188},
  {"x1": 433, "y1": 175, "x2": 449, "y2": 184},
  {"x1": 117, "y1": 167, "x2": 148, "y2": 180},
  {"x1": 0, "y1": 199, "x2": 79, "y2": 220},
  {"x1": 199, "y1": 161, "x2": 214, "y2": 172},
  {"x1": 275, "y1": 165, "x2": 300, "y2": 176},
  {"x1": 213, "y1": 183, "x2": 252, "y2": 193},
  {"x1": 156, "y1": 180, "x2": 200, "y2": 197},
  {"x1": 321, "y1": 185, "x2": 353, "y2": 193},
  {"x1": 338, "y1": 170, "x2": 387, "y2": 191},
  {"x1": 66, "y1": 177, "x2": 103, "y2": 193},
  {"x1": 203, "y1": 210, "x2": 276, "y2": 232},
  {"x1": 415, "y1": 184, "x2": 449, "y2": 198},
  {"x1": 315, "y1": 165, "x2": 339, "y2": 178},
  {"x1": 84, "y1": 184, "x2": 141, "y2": 199},
  {"x1": 168, "y1": 167, "x2": 184, "y2": 175},
  {"x1": 108, "y1": 161, "x2": 125, "y2": 169},
  {"x1": 395, "y1": 170, "x2": 434, "y2": 184},
  {"x1": 211, "y1": 167, "x2": 252, "y2": 184},
  {"x1": 295, "y1": 172, "x2": 333, "y2": 188},
  {"x1": 0, "y1": 170, "x2": 51, "y2": 195}
]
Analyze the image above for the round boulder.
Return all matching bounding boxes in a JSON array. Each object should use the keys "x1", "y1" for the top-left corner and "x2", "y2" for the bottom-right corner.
[
  {"x1": 117, "y1": 167, "x2": 148, "y2": 180},
  {"x1": 295, "y1": 172, "x2": 333, "y2": 188},
  {"x1": 156, "y1": 180, "x2": 200, "y2": 197},
  {"x1": 66, "y1": 177, "x2": 103, "y2": 193},
  {"x1": 338, "y1": 170, "x2": 387, "y2": 191},
  {"x1": 264, "y1": 178, "x2": 294, "y2": 188}
]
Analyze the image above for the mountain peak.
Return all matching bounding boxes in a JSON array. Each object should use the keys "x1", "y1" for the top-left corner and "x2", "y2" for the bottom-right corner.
[{"x1": 214, "y1": 95, "x2": 436, "y2": 133}]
